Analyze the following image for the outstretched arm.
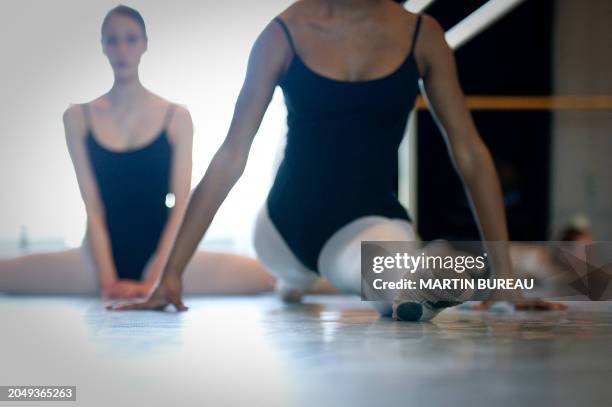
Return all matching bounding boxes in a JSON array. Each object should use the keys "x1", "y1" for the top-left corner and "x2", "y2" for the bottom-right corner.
[
  {"x1": 108, "y1": 20, "x2": 292, "y2": 311},
  {"x1": 64, "y1": 105, "x2": 118, "y2": 295},
  {"x1": 416, "y1": 15, "x2": 564, "y2": 310}
]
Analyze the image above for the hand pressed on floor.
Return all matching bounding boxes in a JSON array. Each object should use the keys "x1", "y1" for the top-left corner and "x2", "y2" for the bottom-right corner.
[
  {"x1": 102, "y1": 280, "x2": 151, "y2": 299},
  {"x1": 473, "y1": 298, "x2": 567, "y2": 311},
  {"x1": 106, "y1": 275, "x2": 188, "y2": 312}
]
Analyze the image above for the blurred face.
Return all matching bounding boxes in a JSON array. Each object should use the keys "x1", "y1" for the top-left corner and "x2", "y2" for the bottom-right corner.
[{"x1": 101, "y1": 14, "x2": 147, "y2": 81}]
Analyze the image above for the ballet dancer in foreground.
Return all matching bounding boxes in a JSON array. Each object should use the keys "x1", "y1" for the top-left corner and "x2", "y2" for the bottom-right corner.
[{"x1": 108, "y1": 0, "x2": 565, "y2": 319}]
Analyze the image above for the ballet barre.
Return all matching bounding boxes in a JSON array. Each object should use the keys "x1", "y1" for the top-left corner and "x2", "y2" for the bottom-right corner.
[{"x1": 415, "y1": 96, "x2": 612, "y2": 111}]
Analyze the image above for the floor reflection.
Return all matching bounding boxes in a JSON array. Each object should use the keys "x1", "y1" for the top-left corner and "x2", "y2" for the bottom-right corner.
[{"x1": 1, "y1": 293, "x2": 611, "y2": 406}]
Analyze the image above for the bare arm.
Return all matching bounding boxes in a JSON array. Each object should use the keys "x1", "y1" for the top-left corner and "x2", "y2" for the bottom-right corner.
[
  {"x1": 161, "y1": 22, "x2": 289, "y2": 282},
  {"x1": 63, "y1": 105, "x2": 118, "y2": 292},
  {"x1": 417, "y1": 16, "x2": 513, "y2": 287},
  {"x1": 157, "y1": 22, "x2": 289, "y2": 282},
  {"x1": 419, "y1": 17, "x2": 509, "y2": 237},
  {"x1": 142, "y1": 106, "x2": 194, "y2": 287},
  {"x1": 417, "y1": 16, "x2": 564, "y2": 309}
]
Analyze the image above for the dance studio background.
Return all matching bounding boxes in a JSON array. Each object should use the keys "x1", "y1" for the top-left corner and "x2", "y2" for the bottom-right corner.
[{"x1": 0, "y1": 0, "x2": 611, "y2": 258}]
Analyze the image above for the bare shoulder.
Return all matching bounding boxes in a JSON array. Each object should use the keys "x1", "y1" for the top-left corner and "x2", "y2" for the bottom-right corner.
[
  {"x1": 241, "y1": 7, "x2": 297, "y2": 79},
  {"x1": 63, "y1": 95, "x2": 108, "y2": 138},
  {"x1": 62, "y1": 103, "x2": 87, "y2": 138},
  {"x1": 170, "y1": 104, "x2": 192, "y2": 130},
  {"x1": 63, "y1": 103, "x2": 83, "y2": 125},
  {"x1": 410, "y1": 13, "x2": 450, "y2": 77},
  {"x1": 166, "y1": 104, "x2": 193, "y2": 144},
  {"x1": 255, "y1": 8, "x2": 295, "y2": 53},
  {"x1": 63, "y1": 96, "x2": 105, "y2": 125},
  {"x1": 149, "y1": 94, "x2": 190, "y2": 122},
  {"x1": 393, "y1": 6, "x2": 446, "y2": 42},
  {"x1": 419, "y1": 13, "x2": 446, "y2": 40},
  {"x1": 413, "y1": 13, "x2": 447, "y2": 53},
  {"x1": 171, "y1": 104, "x2": 191, "y2": 121}
]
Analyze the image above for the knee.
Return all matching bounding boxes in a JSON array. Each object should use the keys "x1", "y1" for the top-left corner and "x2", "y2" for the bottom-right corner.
[
  {"x1": 252, "y1": 208, "x2": 266, "y2": 256},
  {"x1": 319, "y1": 249, "x2": 361, "y2": 294},
  {"x1": 318, "y1": 265, "x2": 343, "y2": 291},
  {"x1": 252, "y1": 205, "x2": 278, "y2": 265}
]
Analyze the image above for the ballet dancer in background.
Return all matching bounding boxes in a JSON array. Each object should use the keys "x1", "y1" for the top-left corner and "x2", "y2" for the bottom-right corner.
[{"x1": 0, "y1": 5, "x2": 284, "y2": 299}]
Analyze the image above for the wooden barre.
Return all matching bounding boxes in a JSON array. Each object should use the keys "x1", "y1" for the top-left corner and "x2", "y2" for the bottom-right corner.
[{"x1": 415, "y1": 95, "x2": 612, "y2": 110}]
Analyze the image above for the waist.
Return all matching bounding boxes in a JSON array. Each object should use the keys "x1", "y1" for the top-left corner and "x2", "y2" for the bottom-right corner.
[
  {"x1": 269, "y1": 162, "x2": 400, "y2": 208},
  {"x1": 103, "y1": 206, "x2": 168, "y2": 243},
  {"x1": 101, "y1": 196, "x2": 168, "y2": 222},
  {"x1": 287, "y1": 109, "x2": 408, "y2": 128}
]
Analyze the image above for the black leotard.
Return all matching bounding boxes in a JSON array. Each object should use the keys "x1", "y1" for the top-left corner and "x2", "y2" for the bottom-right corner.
[
  {"x1": 81, "y1": 103, "x2": 175, "y2": 281},
  {"x1": 266, "y1": 14, "x2": 423, "y2": 273}
]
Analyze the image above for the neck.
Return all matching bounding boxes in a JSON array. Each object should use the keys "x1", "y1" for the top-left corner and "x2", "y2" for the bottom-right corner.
[
  {"x1": 324, "y1": 0, "x2": 384, "y2": 20},
  {"x1": 325, "y1": 0, "x2": 384, "y2": 13},
  {"x1": 108, "y1": 75, "x2": 147, "y2": 108}
]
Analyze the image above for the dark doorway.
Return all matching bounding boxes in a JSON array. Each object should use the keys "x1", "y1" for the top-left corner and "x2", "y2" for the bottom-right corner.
[{"x1": 416, "y1": 0, "x2": 554, "y2": 241}]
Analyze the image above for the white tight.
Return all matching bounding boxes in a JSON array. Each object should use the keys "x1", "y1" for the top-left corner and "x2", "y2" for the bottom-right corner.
[
  {"x1": 253, "y1": 204, "x2": 420, "y2": 316},
  {"x1": 0, "y1": 237, "x2": 275, "y2": 296}
]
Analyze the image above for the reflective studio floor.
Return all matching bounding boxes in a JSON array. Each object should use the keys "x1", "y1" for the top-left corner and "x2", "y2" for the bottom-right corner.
[{"x1": 1, "y1": 294, "x2": 611, "y2": 407}]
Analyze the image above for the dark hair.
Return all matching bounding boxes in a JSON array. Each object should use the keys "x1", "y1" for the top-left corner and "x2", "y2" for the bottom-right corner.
[
  {"x1": 393, "y1": 0, "x2": 408, "y2": 3},
  {"x1": 101, "y1": 5, "x2": 147, "y2": 39}
]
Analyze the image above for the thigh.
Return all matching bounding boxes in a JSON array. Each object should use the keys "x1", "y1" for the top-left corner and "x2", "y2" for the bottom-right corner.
[
  {"x1": 252, "y1": 203, "x2": 319, "y2": 289},
  {"x1": 181, "y1": 250, "x2": 275, "y2": 295},
  {"x1": 318, "y1": 216, "x2": 420, "y2": 293},
  {"x1": 0, "y1": 240, "x2": 99, "y2": 295}
]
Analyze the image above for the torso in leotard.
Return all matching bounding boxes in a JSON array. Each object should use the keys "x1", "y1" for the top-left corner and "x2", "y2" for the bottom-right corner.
[
  {"x1": 266, "y1": 14, "x2": 423, "y2": 273},
  {"x1": 82, "y1": 103, "x2": 175, "y2": 281}
]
